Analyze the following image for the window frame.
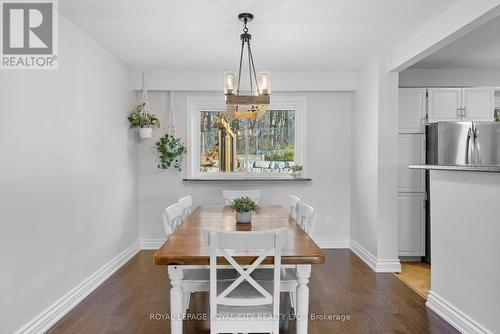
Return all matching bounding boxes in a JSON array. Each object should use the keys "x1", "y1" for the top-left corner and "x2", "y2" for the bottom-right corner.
[{"x1": 186, "y1": 95, "x2": 307, "y2": 179}]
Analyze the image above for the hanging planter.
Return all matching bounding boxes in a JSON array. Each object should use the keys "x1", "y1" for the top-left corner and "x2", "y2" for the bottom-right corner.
[
  {"x1": 128, "y1": 72, "x2": 159, "y2": 140},
  {"x1": 127, "y1": 102, "x2": 160, "y2": 139},
  {"x1": 139, "y1": 127, "x2": 153, "y2": 139},
  {"x1": 156, "y1": 133, "x2": 187, "y2": 171}
]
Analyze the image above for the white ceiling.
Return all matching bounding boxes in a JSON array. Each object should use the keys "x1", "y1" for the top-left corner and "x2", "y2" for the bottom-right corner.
[
  {"x1": 411, "y1": 15, "x2": 500, "y2": 69},
  {"x1": 60, "y1": 0, "x2": 457, "y2": 70}
]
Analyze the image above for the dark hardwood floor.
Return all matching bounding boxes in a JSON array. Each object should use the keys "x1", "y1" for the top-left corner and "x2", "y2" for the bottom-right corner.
[{"x1": 46, "y1": 250, "x2": 458, "y2": 334}]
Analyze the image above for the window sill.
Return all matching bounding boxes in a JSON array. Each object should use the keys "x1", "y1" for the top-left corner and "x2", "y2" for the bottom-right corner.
[{"x1": 182, "y1": 177, "x2": 312, "y2": 182}]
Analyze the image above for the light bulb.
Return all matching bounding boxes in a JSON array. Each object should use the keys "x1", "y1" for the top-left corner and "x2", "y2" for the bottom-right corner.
[
  {"x1": 257, "y1": 71, "x2": 271, "y2": 95},
  {"x1": 224, "y1": 72, "x2": 236, "y2": 95}
]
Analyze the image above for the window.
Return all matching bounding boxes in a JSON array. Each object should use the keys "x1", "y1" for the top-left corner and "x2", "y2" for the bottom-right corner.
[{"x1": 187, "y1": 96, "x2": 306, "y2": 179}]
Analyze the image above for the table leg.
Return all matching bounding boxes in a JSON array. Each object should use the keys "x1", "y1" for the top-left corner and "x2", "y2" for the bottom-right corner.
[
  {"x1": 168, "y1": 265, "x2": 184, "y2": 334},
  {"x1": 296, "y1": 264, "x2": 311, "y2": 334}
]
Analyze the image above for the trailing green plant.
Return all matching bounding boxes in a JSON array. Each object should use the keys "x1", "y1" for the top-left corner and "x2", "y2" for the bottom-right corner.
[
  {"x1": 290, "y1": 164, "x2": 303, "y2": 173},
  {"x1": 127, "y1": 103, "x2": 160, "y2": 128},
  {"x1": 230, "y1": 197, "x2": 259, "y2": 213},
  {"x1": 156, "y1": 133, "x2": 187, "y2": 171}
]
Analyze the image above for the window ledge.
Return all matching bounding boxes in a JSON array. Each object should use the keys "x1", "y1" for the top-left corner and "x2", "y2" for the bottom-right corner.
[{"x1": 182, "y1": 178, "x2": 312, "y2": 182}]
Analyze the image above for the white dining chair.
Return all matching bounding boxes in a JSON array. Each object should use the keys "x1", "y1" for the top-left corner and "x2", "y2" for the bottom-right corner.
[
  {"x1": 204, "y1": 228, "x2": 287, "y2": 334},
  {"x1": 166, "y1": 202, "x2": 184, "y2": 232},
  {"x1": 222, "y1": 189, "x2": 261, "y2": 205},
  {"x1": 161, "y1": 210, "x2": 173, "y2": 237},
  {"x1": 297, "y1": 202, "x2": 316, "y2": 236},
  {"x1": 162, "y1": 202, "x2": 237, "y2": 314},
  {"x1": 253, "y1": 201, "x2": 315, "y2": 313},
  {"x1": 179, "y1": 195, "x2": 193, "y2": 222},
  {"x1": 288, "y1": 195, "x2": 300, "y2": 220}
]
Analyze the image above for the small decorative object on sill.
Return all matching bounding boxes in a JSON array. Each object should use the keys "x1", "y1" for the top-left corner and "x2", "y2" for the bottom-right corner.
[
  {"x1": 290, "y1": 164, "x2": 303, "y2": 178},
  {"x1": 127, "y1": 103, "x2": 160, "y2": 139},
  {"x1": 495, "y1": 108, "x2": 500, "y2": 122},
  {"x1": 156, "y1": 133, "x2": 187, "y2": 171},
  {"x1": 128, "y1": 73, "x2": 160, "y2": 139},
  {"x1": 230, "y1": 197, "x2": 259, "y2": 224}
]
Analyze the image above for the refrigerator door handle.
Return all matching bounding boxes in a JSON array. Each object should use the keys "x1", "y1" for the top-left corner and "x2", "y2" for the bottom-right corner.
[
  {"x1": 474, "y1": 128, "x2": 481, "y2": 165},
  {"x1": 466, "y1": 127, "x2": 474, "y2": 165}
]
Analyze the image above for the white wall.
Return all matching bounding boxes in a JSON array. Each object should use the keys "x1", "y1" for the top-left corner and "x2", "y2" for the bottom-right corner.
[
  {"x1": 351, "y1": 60, "x2": 379, "y2": 256},
  {"x1": 0, "y1": 16, "x2": 137, "y2": 334},
  {"x1": 429, "y1": 171, "x2": 500, "y2": 333},
  {"x1": 351, "y1": 57, "x2": 400, "y2": 270},
  {"x1": 376, "y1": 62, "x2": 399, "y2": 261},
  {"x1": 400, "y1": 68, "x2": 500, "y2": 87},
  {"x1": 138, "y1": 91, "x2": 352, "y2": 245},
  {"x1": 129, "y1": 69, "x2": 357, "y2": 92}
]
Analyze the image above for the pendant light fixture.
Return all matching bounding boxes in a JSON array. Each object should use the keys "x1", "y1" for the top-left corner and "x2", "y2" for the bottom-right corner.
[{"x1": 223, "y1": 13, "x2": 271, "y2": 120}]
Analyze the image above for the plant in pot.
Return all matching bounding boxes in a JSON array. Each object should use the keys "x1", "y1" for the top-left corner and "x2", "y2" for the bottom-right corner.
[
  {"x1": 156, "y1": 133, "x2": 187, "y2": 171},
  {"x1": 127, "y1": 103, "x2": 160, "y2": 139},
  {"x1": 230, "y1": 197, "x2": 259, "y2": 224},
  {"x1": 290, "y1": 164, "x2": 303, "y2": 178}
]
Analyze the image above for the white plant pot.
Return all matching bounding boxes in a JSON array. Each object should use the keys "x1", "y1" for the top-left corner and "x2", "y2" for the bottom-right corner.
[
  {"x1": 235, "y1": 211, "x2": 252, "y2": 224},
  {"x1": 139, "y1": 127, "x2": 153, "y2": 139},
  {"x1": 293, "y1": 171, "x2": 302, "y2": 179}
]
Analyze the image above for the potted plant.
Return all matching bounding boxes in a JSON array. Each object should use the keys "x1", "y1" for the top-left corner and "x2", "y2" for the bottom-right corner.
[
  {"x1": 156, "y1": 133, "x2": 187, "y2": 171},
  {"x1": 230, "y1": 197, "x2": 259, "y2": 224},
  {"x1": 290, "y1": 164, "x2": 303, "y2": 178},
  {"x1": 127, "y1": 103, "x2": 160, "y2": 139}
]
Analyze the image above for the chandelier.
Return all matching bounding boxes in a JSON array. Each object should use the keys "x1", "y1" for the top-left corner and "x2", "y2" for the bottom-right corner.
[{"x1": 223, "y1": 13, "x2": 271, "y2": 120}]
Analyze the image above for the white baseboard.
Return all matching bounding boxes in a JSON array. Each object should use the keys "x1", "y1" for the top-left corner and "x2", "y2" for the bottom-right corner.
[
  {"x1": 426, "y1": 291, "x2": 493, "y2": 334},
  {"x1": 140, "y1": 238, "x2": 166, "y2": 250},
  {"x1": 350, "y1": 239, "x2": 401, "y2": 273},
  {"x1": 14, "y1": 242, "x2": 140, "y2": 334},
  {"x1": 313, "y1": 237, "x2": 350, "y2": 249}
]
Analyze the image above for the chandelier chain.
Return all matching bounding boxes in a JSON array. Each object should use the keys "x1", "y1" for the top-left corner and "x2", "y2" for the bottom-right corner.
[
  {"x1": 248, "y1": 41, "x2": 253, "y2": 95},
  {"x1": 248, "y1": 40, "x2": 260, "y2": 93},
  {"x1": 237, "y1": 39, "x2": 245, "y2": 95}
]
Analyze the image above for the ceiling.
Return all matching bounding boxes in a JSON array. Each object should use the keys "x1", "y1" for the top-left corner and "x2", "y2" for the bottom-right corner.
[
  {"x1": 411, "y1": 15, "x2": 500, "y2": 69},
  {"x1": 60, "y1": 0, "x2": 457, "y2": 71}
]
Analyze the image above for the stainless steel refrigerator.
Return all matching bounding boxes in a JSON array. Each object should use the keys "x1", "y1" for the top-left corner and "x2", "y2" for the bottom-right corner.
[
  {"x1": 424, "y1": 121, "x2": 500, "y2": 263},
  {"x1": 426, "y1": 121, "x2": 500, "y2": 165}
]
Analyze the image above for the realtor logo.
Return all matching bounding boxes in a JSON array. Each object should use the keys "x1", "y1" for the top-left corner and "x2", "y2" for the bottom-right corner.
[{"x1": 1, "y1": 0, "x2": 58, "y2": 69}]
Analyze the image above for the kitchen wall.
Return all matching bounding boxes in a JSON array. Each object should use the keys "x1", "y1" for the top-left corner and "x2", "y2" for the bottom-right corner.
[
  {"x1": 0, "y1": 16, "x2": 138, "y2": 334},
  {"x1": 138, "y1": 91, "x2": 352, "y2": 245},
  {"x1": 429, "y1": 171, "x2": 500, "y2": 333}
]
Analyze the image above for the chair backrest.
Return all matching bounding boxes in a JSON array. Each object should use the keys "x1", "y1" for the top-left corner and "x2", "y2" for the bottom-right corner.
[
  {"x1": 179, "y1": 195, "x2": 193, "y2": 221},
  {"x1": 204, "y1": 228, "x2": 287, "y2": 317},
  {"x1": 166, "y1": 202, "x2": 183, "y2": 233},
  {"x1": 161, "y1": 210, "x2": 173, "y2": 238},
  {"x1": 296, "y1": 202, "x2": 315, "y2": 236},
  {"x1": 222, "y1": 190, "x2": 261, "y2": 205},
  {"x1": 288, "y1": 195, "x2": 300, "y2": 220}
]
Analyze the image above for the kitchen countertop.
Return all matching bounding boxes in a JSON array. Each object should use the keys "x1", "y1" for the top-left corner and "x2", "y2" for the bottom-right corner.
[{"x1": 409, "y1": 164, "x2": 500, "y2": 172}]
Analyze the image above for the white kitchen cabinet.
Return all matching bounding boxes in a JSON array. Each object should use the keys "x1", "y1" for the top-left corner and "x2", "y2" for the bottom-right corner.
[
  {"x1": 428, "y1": 88, "x2": 461, "y2": 122},
  {"x1": 399, "y1": 88, "x2": 427, "y2": 133},
  {"x1": 462, "y1": 87, "x2": 494, "y2": 121},
  {"x1": 428, "y1": 87, "x2": 494, "y2": 122},
  {"x1": 398, "y1": 193, "x2": 425, "y2": 257},
  {"x1": 398, "y1": 134, "x2": 425, "y2": 192}
]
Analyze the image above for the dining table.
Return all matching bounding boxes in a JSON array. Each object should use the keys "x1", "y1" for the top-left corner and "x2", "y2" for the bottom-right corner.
[{"x1": 154, "y1": 205, "x2": 325, "y2": 334}]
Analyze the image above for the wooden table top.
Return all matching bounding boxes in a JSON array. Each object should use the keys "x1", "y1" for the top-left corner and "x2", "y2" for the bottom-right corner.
[{"x1": 154, "y1": 205, "x2": 325, "y2": 266}]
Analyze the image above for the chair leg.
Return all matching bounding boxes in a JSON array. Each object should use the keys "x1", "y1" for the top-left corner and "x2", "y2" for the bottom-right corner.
[
  {"x1": 183, "y1": 292, "x2": 191, "y2": 312},
  {"x1": 289, "y1": 291, "x2": 296, "y2": 311}
]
